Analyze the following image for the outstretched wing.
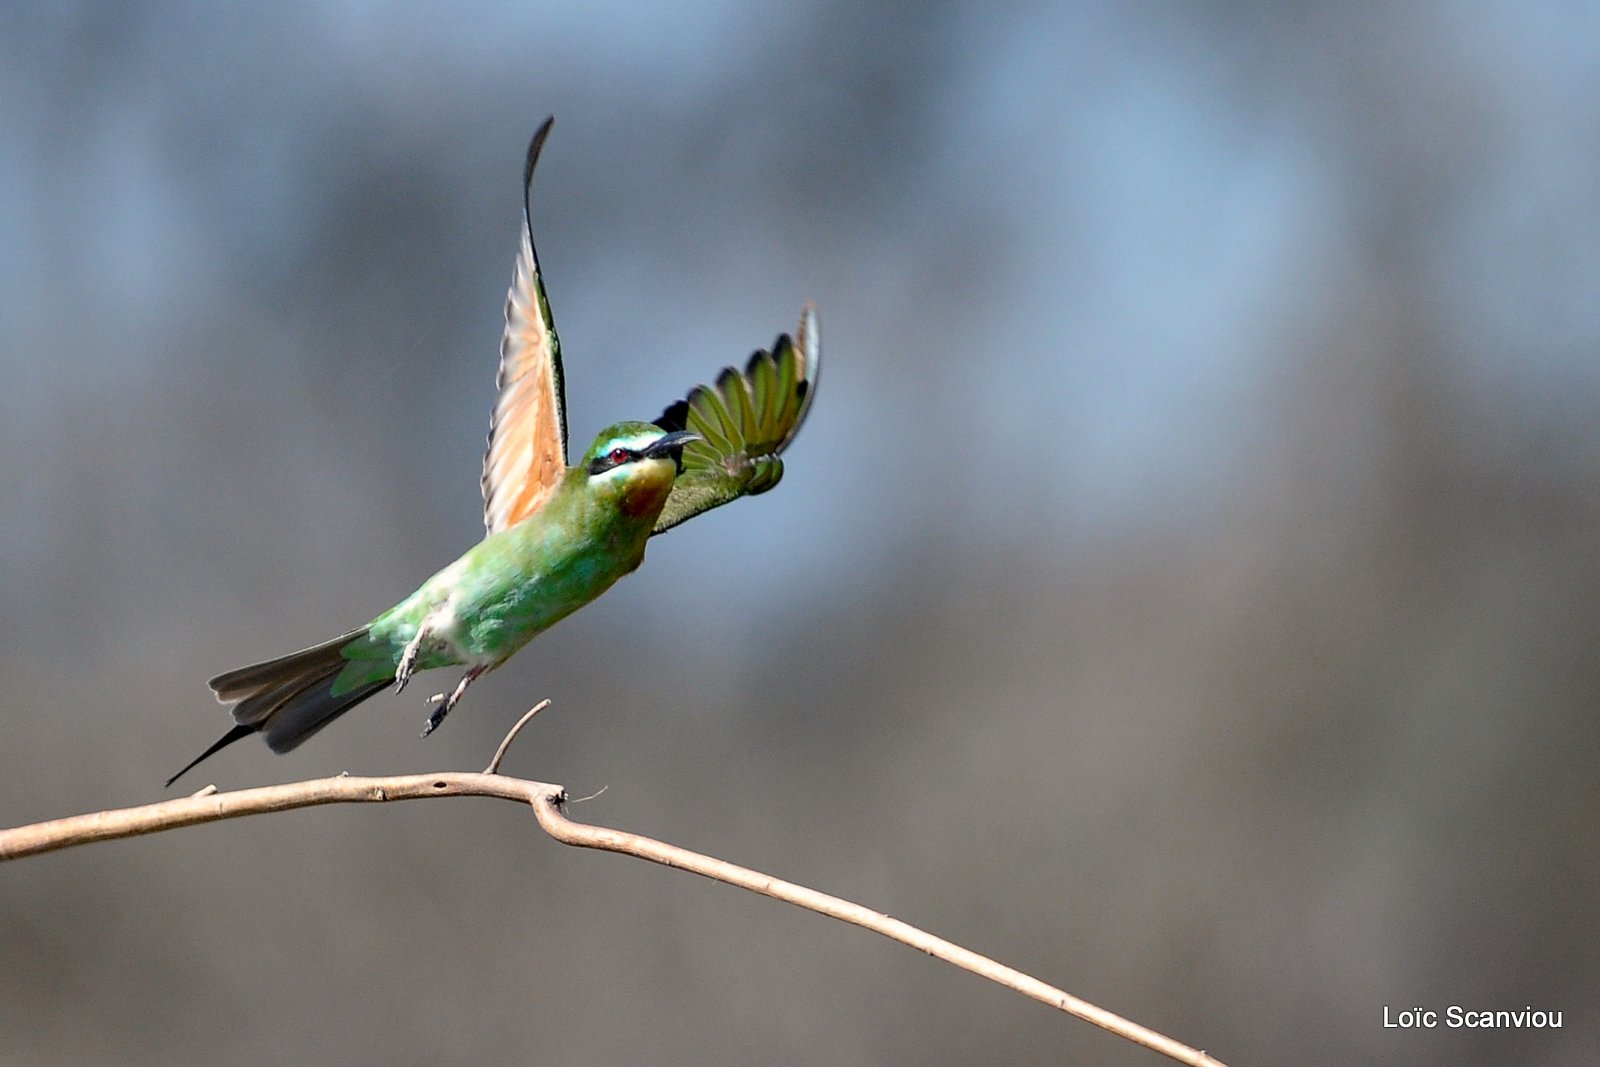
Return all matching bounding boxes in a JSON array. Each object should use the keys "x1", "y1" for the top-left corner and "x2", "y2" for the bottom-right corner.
[
  {"x1": 482, "y1": 117, "x2": 569, "y2": 534},
  {"x1": 651, "y1": 302, "x2": 820, "y2": 534}
]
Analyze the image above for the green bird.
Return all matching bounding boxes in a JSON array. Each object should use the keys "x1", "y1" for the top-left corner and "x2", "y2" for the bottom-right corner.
[{"x1": 167, "y1": 117, "x2": 819, "y2": 786}]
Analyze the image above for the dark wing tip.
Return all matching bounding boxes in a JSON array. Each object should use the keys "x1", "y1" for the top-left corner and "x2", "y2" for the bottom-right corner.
[
  {"x1": 745, "y1": 344, "x2": 777, "y2": 376},
  {"x1": 524, "y1": 116, "x2": 555, "y2": 190},
  {"x1": 656, "y1": 398, "x2": 690, "y2": 433}
]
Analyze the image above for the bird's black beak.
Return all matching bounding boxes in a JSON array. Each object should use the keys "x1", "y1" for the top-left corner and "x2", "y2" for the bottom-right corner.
[{"x1": 644, "y1": 429, "x2": 699, "y2": 474}]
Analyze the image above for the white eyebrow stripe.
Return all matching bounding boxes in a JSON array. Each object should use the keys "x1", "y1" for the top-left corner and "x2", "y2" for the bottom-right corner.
[{"x1": 595, "y1": 431, "x2": 665, "y2": 453}]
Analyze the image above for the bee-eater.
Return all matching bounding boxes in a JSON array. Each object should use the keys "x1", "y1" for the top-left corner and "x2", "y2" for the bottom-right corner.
[{"x1": 168, "y1": 117, "x2": 819, "y2": 785}]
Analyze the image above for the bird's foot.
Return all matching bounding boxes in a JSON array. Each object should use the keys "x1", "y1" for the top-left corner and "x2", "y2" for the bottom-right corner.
[
  {"x1": 394, "y1": 628, "x2": 428, "y2": 694},
  {"x1": 421, "y1": 665, "x2": 486, "y2": 737},
  {"x1": 423, "y1": 692, "x2": 449, "y2": 735}
]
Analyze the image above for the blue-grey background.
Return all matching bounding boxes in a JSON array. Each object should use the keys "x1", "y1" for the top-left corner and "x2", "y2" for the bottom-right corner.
[{"x1": 3, "y1": 3, "x2": 1598, "y2": 1064}]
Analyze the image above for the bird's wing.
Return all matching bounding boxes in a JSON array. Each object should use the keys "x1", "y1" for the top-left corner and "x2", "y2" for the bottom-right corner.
[
  {"x1": 482, "y1": 117, "x2": 569, "y2": 534},
  {"x1": 651, "y1": 302, "x2": 820, "y2": 534}
]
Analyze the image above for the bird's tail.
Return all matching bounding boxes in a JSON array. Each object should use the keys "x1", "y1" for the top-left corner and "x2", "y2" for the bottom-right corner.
[{"x1": 166, "y1": 627, "x2": 392, "y2": 787}]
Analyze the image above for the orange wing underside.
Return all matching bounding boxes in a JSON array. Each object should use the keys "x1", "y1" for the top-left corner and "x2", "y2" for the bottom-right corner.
[{"x1": 481, "y1": 122, "x2": 567, "y2": 535}]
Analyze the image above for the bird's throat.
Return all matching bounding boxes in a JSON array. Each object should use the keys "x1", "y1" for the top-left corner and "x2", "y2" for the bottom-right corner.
[{"x1": 618, "y1": 463, "x2": 675, "y2": 519}]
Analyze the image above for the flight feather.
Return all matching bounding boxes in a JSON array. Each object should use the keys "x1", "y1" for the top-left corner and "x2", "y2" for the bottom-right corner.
[
  {"x1": 482, "y1": 116, "x2": 569, "y2": 534},
  {"x1": 652, "y1": 302, "x2": 820, "y2": 533}
]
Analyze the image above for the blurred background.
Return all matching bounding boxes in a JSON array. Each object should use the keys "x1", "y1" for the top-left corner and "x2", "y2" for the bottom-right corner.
[{"x1": 2, "y1": 3, "x2": 1598, "y2": 1064}]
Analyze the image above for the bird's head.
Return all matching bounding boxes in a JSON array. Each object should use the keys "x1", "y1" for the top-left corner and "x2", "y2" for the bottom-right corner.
[{"x1": 579, "y1": 422, "x2": 700, "y2": 518}]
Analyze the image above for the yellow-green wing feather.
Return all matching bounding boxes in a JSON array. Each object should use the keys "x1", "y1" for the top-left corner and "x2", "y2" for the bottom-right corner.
[
  {"x1": 481, "y1": 117, "x2": 569, "y2": 534},
  {"x1": 652, "y1": 303, "x2": 820, "y2": 534}
]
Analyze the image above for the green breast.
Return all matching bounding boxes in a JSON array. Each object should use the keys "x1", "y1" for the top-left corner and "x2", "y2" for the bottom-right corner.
[{"x1": 357, "y1": 475, "x2": 659, "y2": 673}]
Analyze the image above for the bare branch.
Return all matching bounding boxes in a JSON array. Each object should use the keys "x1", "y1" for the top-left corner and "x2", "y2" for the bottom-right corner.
[
  {"x1": 0, "y1": 713, "x2": 1227, "y2": 1066},
  {"x1": 531, "y1": 794, "x2": 1226, "y2": 1065},
  {"x1": 0, "y1": 772, "x2": 556, "y2": 861}
]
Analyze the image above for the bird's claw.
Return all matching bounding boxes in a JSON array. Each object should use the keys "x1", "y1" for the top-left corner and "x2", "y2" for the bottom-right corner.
[
  {"x1": 419, "y1": 666, "x2": 486, "y2": 738},
  {"x1": 422, "y1": 690, "x2": 456, "y2": 736},
  {"x1": 394, "y1": 630, "x2": 427, "y2": 694},
  {"x1": 422, "y1": 703, "x2": 450, "y2": 737}
]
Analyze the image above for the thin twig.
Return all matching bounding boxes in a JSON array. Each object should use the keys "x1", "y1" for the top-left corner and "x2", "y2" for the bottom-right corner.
[
  {"x1": 530, "y1": 795, "x2": 1225, "y2": 1066},
  {"x1": 484, "y1": 699, "x2": 553, "y2": 774},
  {"x1": 0, "y1": 717, "x2": 1227, "y2": 1067}
]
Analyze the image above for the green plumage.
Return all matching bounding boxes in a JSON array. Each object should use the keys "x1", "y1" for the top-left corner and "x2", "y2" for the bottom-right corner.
[
  {"x1": 652, "y1": 312, "x2": 819, "y2": 533},
  {"x1": 337, "y1": 427, "x2": 669, "y2": 693},
  {"x1": 167, "y1": 120, "x2": 819, "y2": 786}
]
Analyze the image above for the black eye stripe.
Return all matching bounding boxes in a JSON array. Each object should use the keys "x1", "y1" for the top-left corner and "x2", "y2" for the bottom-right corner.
[{"x1": 586, "y1": 445, "x2": 641, "y2": 476}]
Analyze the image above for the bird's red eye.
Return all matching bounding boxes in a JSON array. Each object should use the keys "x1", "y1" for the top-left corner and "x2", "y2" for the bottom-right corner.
[{"x1": 609, "y1": 448, "x2": 631, "y2": 465}]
